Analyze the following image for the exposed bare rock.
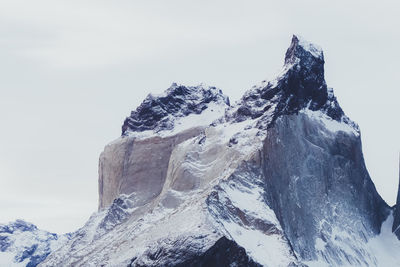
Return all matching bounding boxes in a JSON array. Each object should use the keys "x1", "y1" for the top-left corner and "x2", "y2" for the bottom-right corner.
[{"x1": 98, "y1": 127, "x2": 205, "y2": 209}]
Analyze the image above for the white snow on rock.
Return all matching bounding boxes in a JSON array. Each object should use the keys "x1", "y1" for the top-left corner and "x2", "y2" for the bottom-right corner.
[
  {"x1": 296, "y1": 34, "x2": 323, "y2": 59},
  {"x1": 305, "y1": 212, "x2": 400, "y2": 267},
  {"x1": 301, "y1": 108, "x2": 360, "y2": 136},
  {"x1": 0, "y1": 220, "x2": 68, "y2": 267},
  {"x1": 126, "y1": 99, "x2": 228, "y2": 140},
  {"x1": 209, "y1": 179, "x2": 296, "y2": 266},
  {"x1": 368, "y1": 213, "x2": 400, "y2": 266},
  {"x1": 164, "y1": 101, "x2": 227, "y2": 137}
]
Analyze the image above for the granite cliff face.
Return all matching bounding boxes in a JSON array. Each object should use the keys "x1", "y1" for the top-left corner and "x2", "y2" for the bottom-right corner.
[
  {"x1": 98, "y1": 84, "x2": 230, "y2": 210},
  {"x1": 35, "y1": 35, "x2": 400, "y2": 266}
]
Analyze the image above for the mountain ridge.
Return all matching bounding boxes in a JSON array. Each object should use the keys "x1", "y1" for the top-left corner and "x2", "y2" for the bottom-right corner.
[{"x1": 1, "y1": 35, "x2": 399, "y2": 267}]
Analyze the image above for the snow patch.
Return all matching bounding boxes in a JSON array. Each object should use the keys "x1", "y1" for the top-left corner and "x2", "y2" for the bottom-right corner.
[
  {"x1": 127, "y1": 101, "x2": 227, "y2": 140},
  {"x1": 296, "y1": 35, "x2": 323, "y2": 59},
  {"x1": 368, "y1": 213, "x2": 400, "y2": 266},
  {"x1": 168, "y1": 102, "x2": 226, "y2": 136},
  {"x1": 306, "y1": 212, "x2": 400, "y2": 267},
  {"x1": 209, "y1": 177, "x2": 295, "y2": 266},
  {"x1": 223, "y1": 222, "x2": 291, "y2": 267},
  {"x1": 315, "y1": 238, "x2": 326, "y2": 251},
  {"x1": 302, "y1": 109, "x2": 359, "y2": 136}
]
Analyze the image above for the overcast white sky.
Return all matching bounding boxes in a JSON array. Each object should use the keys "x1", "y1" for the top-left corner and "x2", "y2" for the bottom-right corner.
[{"x1": 0, "y1": 0, "x2": 399, "y2": 234}]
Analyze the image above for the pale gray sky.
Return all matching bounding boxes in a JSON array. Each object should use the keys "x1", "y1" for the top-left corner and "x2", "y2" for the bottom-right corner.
[{"x1": 0, "y1": 0, "x2": 399, "y2": 234}]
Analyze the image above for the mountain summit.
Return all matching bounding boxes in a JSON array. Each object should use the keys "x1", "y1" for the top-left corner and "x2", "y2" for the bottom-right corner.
[
  {"x1": 3, "y1": 35, "x2": 400, "y2": 267},
  {"x1": 231, "y1": 35, "x2": 347, "y2": 134}
]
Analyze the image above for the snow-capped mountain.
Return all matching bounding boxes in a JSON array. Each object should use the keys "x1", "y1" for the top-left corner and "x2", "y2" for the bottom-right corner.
[
  {"x1": 2, "y1": 35, "x2": 400, "y2": 266},
  {"x1": 0, "y1": 220, "x2": 69, "y2": 267}
]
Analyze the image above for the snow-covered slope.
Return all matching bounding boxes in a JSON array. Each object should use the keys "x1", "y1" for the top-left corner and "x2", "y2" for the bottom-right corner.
[
  {"x1": 0, "y1": 220, "x2": 69, "y2": 267},
  {"x1": 5, "y1": 35, "x2": 399, "y2": 267}
]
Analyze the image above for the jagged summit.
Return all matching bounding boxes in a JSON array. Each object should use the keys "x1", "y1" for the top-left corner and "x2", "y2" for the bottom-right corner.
[
  {"x1": 232, "y1": 35, "x2": 348, "y2": 130},
  {"x1": 122, "y1": 36, "x2": 352, "y2": 138},
  {"x1": 122, "y1": 83, "x2": 230, "y2": 135},
  {"x1": 284, "y1": 34, "x2": 324, "y2": 64}
]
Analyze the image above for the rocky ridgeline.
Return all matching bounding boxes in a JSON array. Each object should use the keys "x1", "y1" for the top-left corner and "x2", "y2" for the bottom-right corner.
[{"x1": 122, "y1": 84, "x2": 230, "y2": 134}]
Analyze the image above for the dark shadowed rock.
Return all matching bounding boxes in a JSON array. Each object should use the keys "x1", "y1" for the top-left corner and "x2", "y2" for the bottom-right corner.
[
  {"x1": 231, "y1": 35, "x2": 347, "y2": 129},
  {"x1": 260, "y1": 113, "x2": 390, "y2": 264},
  {"x1": 122, "y1": 83, "x2": 229, "y2": 135},
  {"x1": 175, "y1": 237, "x2": 262, "y2": 267},
  {"x1": 128, "y1": 237, "x2": 262, "y2": 267}
]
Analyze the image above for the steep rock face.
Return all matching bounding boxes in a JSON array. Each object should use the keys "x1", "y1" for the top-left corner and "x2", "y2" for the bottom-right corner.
[
  {"x1": 261, "y1": 112, "x2": 389, "y2": 265},
  {"x1": 0, "y1": 220, "x2": 68, "y2": 267},
  {"x1": 39, "y1": 35, "x2": 399, "y2": 267},
  {"x1": 98, "y1": 127, "x2": 204, "y2": 209}
]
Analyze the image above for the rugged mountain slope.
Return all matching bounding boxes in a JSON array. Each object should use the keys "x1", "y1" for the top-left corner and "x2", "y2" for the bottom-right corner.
[
  {"x1": 0, "y1": 220, "x2": 68, "y2": 267},
  {"x1": 35, "y1": 35, "x2": 400, "y2": 266}
]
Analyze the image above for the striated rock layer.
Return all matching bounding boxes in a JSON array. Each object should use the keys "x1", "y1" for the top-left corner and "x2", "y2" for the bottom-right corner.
[{"x1": 39, "y1": 35, "x2": 400, "y2": 267}]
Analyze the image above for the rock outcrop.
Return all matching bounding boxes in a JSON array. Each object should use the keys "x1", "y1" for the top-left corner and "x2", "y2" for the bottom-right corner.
[{"x1": 37, "y1": 35, "x2": 400, "y2": 267}]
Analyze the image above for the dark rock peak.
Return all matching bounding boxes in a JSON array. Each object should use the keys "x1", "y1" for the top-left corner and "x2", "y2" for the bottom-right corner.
[
  {"x1": 174, "y1": 237, "x2": 262, "y2": 267},
  {"x1": 122, "y1": 83, "x2": 229, "y2": 135},
  {"x1": 122, "y1": 35, "x2": 355, "y2": 136},
  {"x1": 284, "y1": 34, "x2": 324, "y2": 66},
  {"x1": 232, "y1": 35, "x2": 349, "y2": 129}
]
